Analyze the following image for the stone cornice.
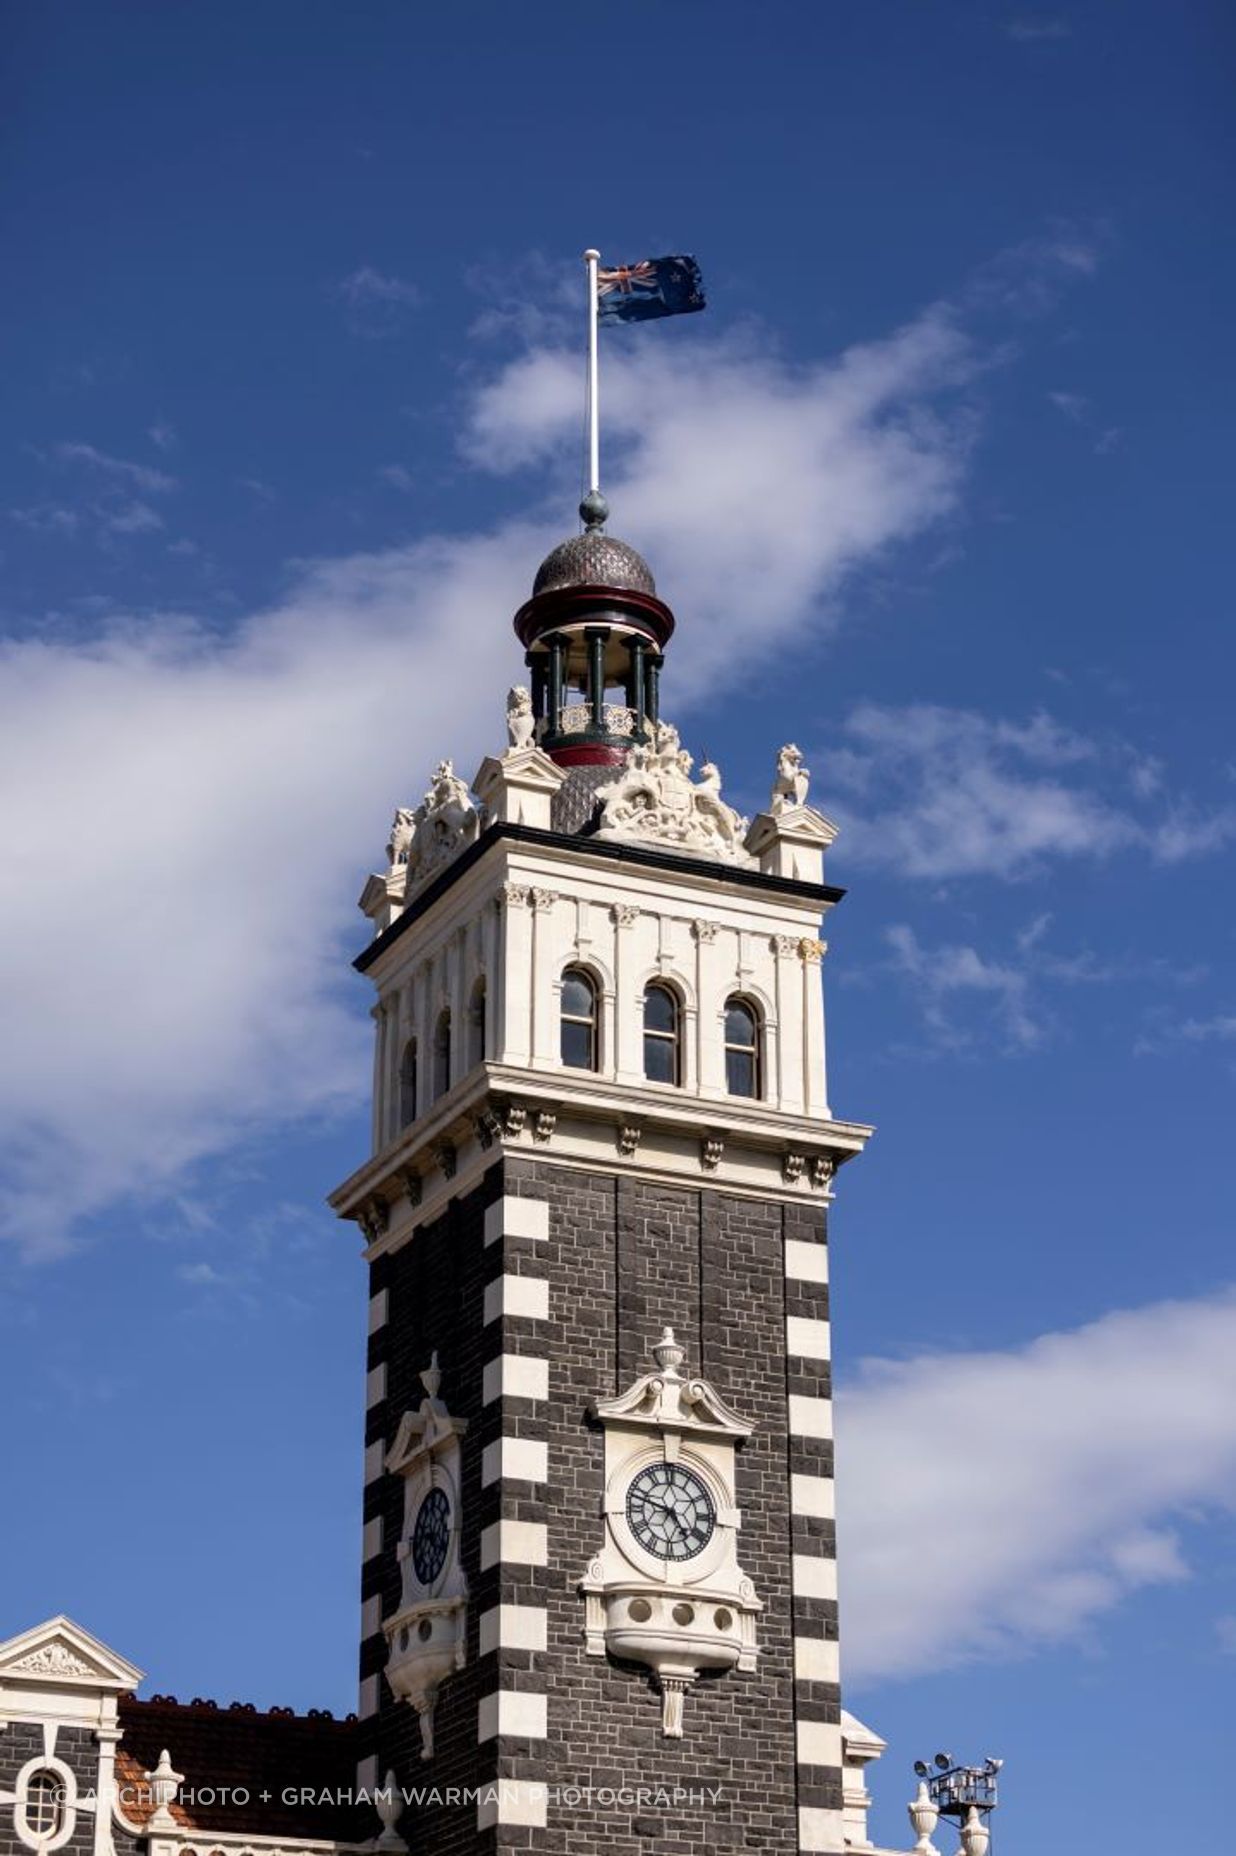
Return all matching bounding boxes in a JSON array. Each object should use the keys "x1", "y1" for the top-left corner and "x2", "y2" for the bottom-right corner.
[
  {"x1": 355, "y1": 821, "x2": 845, "y2": 973},
  {"x1": 330, "y1": 1064, "x2": 872, "y2": 1256}
]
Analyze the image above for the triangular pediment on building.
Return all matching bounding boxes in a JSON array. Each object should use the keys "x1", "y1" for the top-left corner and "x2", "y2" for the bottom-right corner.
[{"x1": 0, "y1": 1614, "x2": 143, "y2": 1690}]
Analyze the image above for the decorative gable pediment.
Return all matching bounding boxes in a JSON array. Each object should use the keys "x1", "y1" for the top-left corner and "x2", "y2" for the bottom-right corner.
[
  {"x1": 589, "y1": 1326, "x2": 753, "y2": 1441},
  {"x1": 0, "y1": 1615, "x2": 142, "y2": 1690},
  {"x1": 385, "y1": 1352, "x2": 469, "y2": 1477}
]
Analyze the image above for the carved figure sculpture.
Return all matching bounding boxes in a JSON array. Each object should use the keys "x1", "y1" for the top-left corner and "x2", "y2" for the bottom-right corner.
[
  {"x1": 387, "y1": 807, "x2": 417, "y2": 869},
  {"x1": 594, "y1": 721, "x2": 752, "y2": 864},
  {"x1": 772, "y1": 743, "x2": 810, "y2": 811},
  {"x1": 505, "y1": 685, "x2": 536, "y2": 750},
  {"x1": 392, "y1": 760, "x2": 481, "y2": 894}
]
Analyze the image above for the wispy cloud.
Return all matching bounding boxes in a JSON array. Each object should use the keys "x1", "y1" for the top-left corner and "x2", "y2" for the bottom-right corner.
[
  {"x1": 147, "y1": 421, "x2": 178, "y2": 453},
  {"x1": 50, "y1": 440, "x2": 178, "y2": 494},
  {"x1": 1048, "y1": 388, "x2": 1123, "y2": 455},
  {"x1": 1136, "y1": 1010, "x2": 1236, "y2": 1057},
  {"x1": 1048, "y1": 388, "x2": 1088, "y2": 421},
  {"x1": 335, "y1": 265, "x2": 421, "y2": 336},
  {"x1": 0, "y1": 252, "x2": 1102, "y2": 1252},
  {"x1": 1005, "y1": 16, "x2": 1073, "y2": 42},
  {"x1": 839, "y1": 1287, "x2": 1236, "y2": 1683},
  {"x1": 105, "y1": 500, "x2": 164, "y2": 535},
  {"x1": 874, "y1": 913, "x2": 1171, "y2": 1054},
  {"x1": 9, "y1": 504, "x2": 80, "y2": 536},
  {"x1": 12, "y1": 440, "x2": 179, "y2": 548},
  {"x1": 827, "y1": 704, "x2": 1236, "y2": 881},
  {"x1": 377, "y1": 463, "x2": 415, "y2": 493}
]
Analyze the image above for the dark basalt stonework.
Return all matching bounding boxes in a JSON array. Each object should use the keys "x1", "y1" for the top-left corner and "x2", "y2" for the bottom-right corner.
[
  {"x1": 532, "y1": 530, "x2": 656, "y2": 598},
  {"x1": 360, "y1": 1155, "x2": 840, "y2": 1856}
]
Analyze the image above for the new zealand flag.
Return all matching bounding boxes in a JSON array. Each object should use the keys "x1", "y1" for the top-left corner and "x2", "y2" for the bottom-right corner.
[{"x1": 597, "y1": 254, "x2": 706, "y2": 324}]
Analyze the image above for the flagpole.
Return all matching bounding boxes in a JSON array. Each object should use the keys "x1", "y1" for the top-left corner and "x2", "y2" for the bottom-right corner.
[{"x1": 583, "y1": 248, "x2": 600, "y2": 503}]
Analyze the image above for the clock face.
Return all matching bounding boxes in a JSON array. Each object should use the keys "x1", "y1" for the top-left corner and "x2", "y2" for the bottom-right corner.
[
  {"x1": 411, "y1": 1486, "x2": 451, "y2": 1584},
  {"x1": 625, "y1": 1461, "x2": 716, "y2": 1562}
]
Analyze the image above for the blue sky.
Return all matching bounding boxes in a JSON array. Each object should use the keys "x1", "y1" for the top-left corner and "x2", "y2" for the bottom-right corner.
[{"x1": 2, "y1": 3, "x2": 1233, "y2": 1850}]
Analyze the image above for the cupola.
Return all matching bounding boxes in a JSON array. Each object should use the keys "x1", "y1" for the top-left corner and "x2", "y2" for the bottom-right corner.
[{"x1": 512, "y1": 491, "x2": 675, "y2": 767}]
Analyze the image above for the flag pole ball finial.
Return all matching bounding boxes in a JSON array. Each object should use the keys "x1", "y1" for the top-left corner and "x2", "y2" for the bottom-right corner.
[{"x1": 579, "y1": 490, "x2": 609, "y2": 531}]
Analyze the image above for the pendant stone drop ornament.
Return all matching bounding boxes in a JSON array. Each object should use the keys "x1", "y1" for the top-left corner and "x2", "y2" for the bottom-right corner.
[
  {"x1": 382, "y1": 1353, "x2": 469, "y2": 1758},
  {"x1": 580, "y1": 1326, "x2": 761, "y2": 1738}
]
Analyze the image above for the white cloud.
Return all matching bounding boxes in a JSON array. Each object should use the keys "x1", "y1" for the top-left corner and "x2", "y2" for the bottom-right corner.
[
  {"x1": 828, "y1": 703, "x2": 1236, "y2": 879},
  {"x1": 0, "y1": 285, "x2": 1080, "y2": 1252},
  {"x1": 105, "y1": 500, "x2": 164, "y2": 535},
  {"x1": 884, "y1": 922, "x2": 1041, "y2": 1050},
  {"x1": 837, "y1": 1288, "x2": 1236, "y2": 1683},
  {"x1": 336, "y1": 266, "x2": 421, "y2": 335},
  {"x1": 1048, "y1": 388, "x2": 1088, "y2": 421},
  {"x1": 179, "y1": 1260, "x2": 223, "y2": 1286},
  {"x1": 466, "y1": 311, "x2": 975, "y2": 690},
  {"x1": 1005, "y1": 16, "x2": 1073, "y2": 42},
  {"x1": 377, "y1": 464, "x2": 415, "y2": 492},
  {"x1": 147, "y1": 422, "x2": 178, "y2": 453},
  {"x1": 50, "y1": 441, "x2": 177, "y2": 494},
  {"x1": 9, "y1": 505, "x2": 80, "y2": 536},
  {"x1": 337, "y1": 265, "x2": 420, "y2": 308}
]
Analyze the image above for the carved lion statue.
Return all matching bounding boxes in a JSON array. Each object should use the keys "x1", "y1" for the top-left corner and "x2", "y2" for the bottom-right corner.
[
  {"x1": 506, "y1": 685, "x2": 536, "y2": 750},
  {"x1": 772, "y1": 743, "x2": 810, "y2": 811}
]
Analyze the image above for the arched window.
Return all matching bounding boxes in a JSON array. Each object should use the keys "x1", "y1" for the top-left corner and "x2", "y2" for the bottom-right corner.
[
  {"x1": 24, "y1": 1773, "x2": 64, "y2": 1844},
  {"x1": 432, "y1": 1010, "x2": 451, "y2": 1100},
  {"x1": 468, "y1": 977, "x2": 487, "y2": 1069},
  {"x1": 560, "y1": 967, "x2": 598, "y2": 1070},
  {"x1": 723, "y1": 997, "x2": 761, "y2": 1098},
  {"x1": 399, "y1": 1038, "x2": 418, "y2": 1128},
  {"x1": 643, "y1": 982, "x2": 681, "y2": 1085}
]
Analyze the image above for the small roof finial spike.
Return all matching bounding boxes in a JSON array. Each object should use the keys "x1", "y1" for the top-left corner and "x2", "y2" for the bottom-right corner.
[{"x1": 579, "y1": 489, "x2": 609, "y2": 532}]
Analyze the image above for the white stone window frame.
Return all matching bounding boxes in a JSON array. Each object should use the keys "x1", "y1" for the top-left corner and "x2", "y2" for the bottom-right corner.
[
  {"x1": 721, "y1": 990, "x2": 770, "y2": 1102},
  {"x1": 631, "y1": 963, "x2": 698, "y2": 1092},
  {"x1": 641, "y1": 977, "x2": 687, "y2": 1089},
  {"x1": 14, "y1": 1755, "x2": 77, "y2": 1854},
  {"x1": 557, "y1": 961, "x2": 606, "y2": 1073}
]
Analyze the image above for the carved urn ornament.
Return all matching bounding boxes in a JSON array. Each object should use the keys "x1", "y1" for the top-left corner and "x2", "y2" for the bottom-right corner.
[
  {"x1": 382, "y1": 1353, "x2": 468, "y2": 1758},
  {"x1": 580, "y1": 1327, "x2": 761, "y2": 1737}
]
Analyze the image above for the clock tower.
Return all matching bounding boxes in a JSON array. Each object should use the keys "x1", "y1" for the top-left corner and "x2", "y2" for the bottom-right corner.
[{"x1": 330, "y1": 491, "x2": 872, "y2": 1856}]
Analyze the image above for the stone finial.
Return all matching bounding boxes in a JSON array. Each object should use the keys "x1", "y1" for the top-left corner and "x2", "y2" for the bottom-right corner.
[
  {"x1": 420, "y1": 1351, "x2": 442, "y2": 1401},
  {"x1": 144, "y1": 1749, "x2": 184, "y2": 1831},
  {"x1": 651, "y1": 1326, "x2": 686, "y2": 1376},
  {"x1": 375, "y1": 1770, "x2": 407, "y2": 1851},
  {"x1": 908, "y1": 1780, "x2": 941, "y2": 1855},
  {"x1": 959, "y1": 1806, "x2": 990, "y2": 1856}
]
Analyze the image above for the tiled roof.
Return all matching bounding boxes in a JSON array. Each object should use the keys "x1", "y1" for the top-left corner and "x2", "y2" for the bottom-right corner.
[{"x1": 117, "y1": 1695, "x2": 362, "y2": 1843}]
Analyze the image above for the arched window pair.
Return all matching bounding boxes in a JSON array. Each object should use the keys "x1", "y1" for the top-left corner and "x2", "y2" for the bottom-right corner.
[
  {"x1": 559, "y1": 967, "x2": 762, "y2": 1099},
  {"x1": 397, "y1": 978, "x2": 488, "y2": 1129}
]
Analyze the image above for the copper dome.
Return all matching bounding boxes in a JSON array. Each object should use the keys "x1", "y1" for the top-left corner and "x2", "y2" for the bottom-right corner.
[{"x1": 531, "y1": 528, "x2": 656, "y2": 599}]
